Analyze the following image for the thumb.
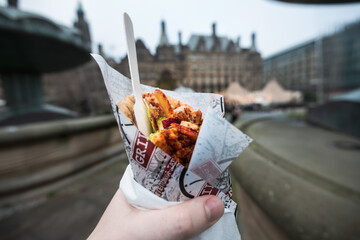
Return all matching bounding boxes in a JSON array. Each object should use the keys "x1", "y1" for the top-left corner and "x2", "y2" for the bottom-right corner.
[{"x1": 135, "y1": 195, "x2": 224, "y2": 240}]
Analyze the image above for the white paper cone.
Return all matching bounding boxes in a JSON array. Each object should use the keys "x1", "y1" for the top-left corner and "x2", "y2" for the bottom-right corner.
[
  {"x1": 92, "y1": 53, "x2": 250, "y2": 239},
  {"x1": 120, "y1": 165, "x2": 241, "y2": 240}
]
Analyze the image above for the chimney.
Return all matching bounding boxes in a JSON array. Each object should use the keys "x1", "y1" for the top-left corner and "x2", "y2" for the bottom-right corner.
[
  {"x1": 212, "y1": 23, "x2": 216, "y2": 37},
  {"x1": 236, "y1": 36, "x2": 241, "y2": 50},
  {"x1": 98, "y1": 43, "x2": 104, "y2": 57},
  {"x1": 251, "y1": 32, "x2": 256, "y2": 51},
  {"x1": 8, "y1": 0, "x2": 18, "y2": 8},
  {"x1": 178, "y1": 31, "x2": 182, "y2": 46}
]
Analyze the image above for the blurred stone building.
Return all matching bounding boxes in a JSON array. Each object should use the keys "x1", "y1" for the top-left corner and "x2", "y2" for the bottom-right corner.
[
  {"x1": 263, "y1": 40, "x2": 317, "y2": 97},
  {"x1": 38, "y1": 6, "x2": 264, "y2": 116},
  {"x1": 43, "y1": 50, "x2": 114, "y2": 115},
  {"x1": 42, "y1": 4, "x2": 113, "y2": 115},
  {"x1": 118, "y1": 21, "x2": 263, "y2": 92},
  {"x1": 263, "y1": 20, "x2": 360, "y2": 101},
  {"x1": 322, "y1": 20, "x2": 360, "y2": 92},
  {"x1": 73, "y1": 2, "x2": 91, "y2": 45}
]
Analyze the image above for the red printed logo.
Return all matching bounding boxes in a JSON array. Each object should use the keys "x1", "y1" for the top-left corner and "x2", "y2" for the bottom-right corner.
[
  {"x1": 131, "y1": 131, "x2": 155, "y2": 170},
  {"x1": 227, "y1": 184, "x2": 233, "y2": 199},
  {"x1": 198, "y1": 183, "x2": 220, "y2": 197},
  {"x1": 154, "y1": 159, "x2": 178, "y2": 196}
]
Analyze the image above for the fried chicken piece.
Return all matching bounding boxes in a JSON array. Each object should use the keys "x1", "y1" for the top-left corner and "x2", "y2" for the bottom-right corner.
[
  {"x1": 173, "y1": 105, "x2": 192, "y2": 122},
  {"x1": 191, "y1": 110, "x2": 202, "y2": 125},
  {"x1": 149, "y1": 132, "x2": 172, "y2": 155},
  {"x1": 180, "y1": 121, "x2": 200, "y2": 132},
  {"x1": 161, "y1": 127, "x2": 182, "y2": 150},
  {"x1": 170, "y1": 123, "x2": 198, "y2": 142},
  {"x1": 174, "y1": 145, "x2": 195, "y2": 168},
  {"x1": 175, "y1": 145, "x2": 195, "y2": 159},
  {"x1": 177, "y1": 134, "x2": 193, "y2": 147},
  {"x1": 173, "y1": 105, "x2": 203, "y2": 127},
  {"x1": 161, "y1": 123, "x2": 198, "y2": 147}
]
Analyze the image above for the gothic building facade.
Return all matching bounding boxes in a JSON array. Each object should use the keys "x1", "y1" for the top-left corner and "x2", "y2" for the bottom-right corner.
[{"x1": 118, "y1": 21, "x2": 263, "y2": 92}]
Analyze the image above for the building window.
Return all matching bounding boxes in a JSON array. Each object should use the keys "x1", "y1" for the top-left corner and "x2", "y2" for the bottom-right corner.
[
  {"x1": 209, "y1": 83, "x2": 214, "y2": 93},
  {"x1": 201, "y1": 82, "x2": 206, "y2": 92},
  {"x1": 193, "y1": 81, "x2": 198, "y2": 91},
  {"x1": 191, "y1": 55, "x2": 197, "y2": 61},
  {"x1": 225, "y1": 75, "x2": 229, "y2": 87},
  {"x1": 192, "y1": 64, "x2": 198, "y2": 72},
  {"x1": 200, "y1": 65, "x2": 206, "y2": 72},
  {"x1": 217, "y1": 78, "x2": 222, "y2": 92}
]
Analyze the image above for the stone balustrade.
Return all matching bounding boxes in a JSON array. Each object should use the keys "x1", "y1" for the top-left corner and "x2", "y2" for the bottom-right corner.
[{"x1": 0, "y1": 115, "x2": 124, "y2": 199}]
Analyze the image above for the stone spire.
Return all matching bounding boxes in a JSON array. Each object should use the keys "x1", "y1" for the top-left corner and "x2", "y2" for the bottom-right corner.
[
  {"x1": 178, "y1": 31, "x2": 182, "y2": 46},
  {"x1": 236, "y1": 36, "x2": 241, "y2": 51},
  {"x1": 77, "y1": 2, "x2": 84, "y2": 19},
  {"x1": 73, "y1": 2, "x2": 91, "y2": 47},
  {"x1": 250, "y1": 32, "x2": 256, "y2": 51},
  {"x1": 158, "y1": 20, "x2": 170, "y2": 46}
]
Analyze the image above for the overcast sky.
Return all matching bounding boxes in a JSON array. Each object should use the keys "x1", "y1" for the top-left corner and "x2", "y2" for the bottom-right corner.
[{"x1": 3, "y1": 0, "x2": 360, "y2": 60}]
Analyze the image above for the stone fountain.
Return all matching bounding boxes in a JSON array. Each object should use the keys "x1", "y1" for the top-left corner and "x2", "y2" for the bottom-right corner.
[{"x1": 0, "y1": 1, "x2": 91, "y2": 126}]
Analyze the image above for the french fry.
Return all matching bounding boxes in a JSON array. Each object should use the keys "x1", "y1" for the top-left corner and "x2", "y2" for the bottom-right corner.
[{"x1": 154, "y1": 89, "x2": 173, "y2": 117}]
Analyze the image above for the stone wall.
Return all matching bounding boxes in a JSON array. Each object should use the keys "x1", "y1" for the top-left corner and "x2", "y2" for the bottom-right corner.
[{"x1": 42, "y1": 58, "x2": 114, "y2": 115}]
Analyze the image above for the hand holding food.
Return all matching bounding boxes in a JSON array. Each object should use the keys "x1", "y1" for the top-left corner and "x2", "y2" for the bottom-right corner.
[{"x1": 93, "y1": 52, "x2": 250, "y2": 240}]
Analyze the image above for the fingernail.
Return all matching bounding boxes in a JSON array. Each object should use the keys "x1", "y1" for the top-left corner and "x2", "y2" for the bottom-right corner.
[{"x1": 204, "y1": 197, "x2": 224, "y2": 222}]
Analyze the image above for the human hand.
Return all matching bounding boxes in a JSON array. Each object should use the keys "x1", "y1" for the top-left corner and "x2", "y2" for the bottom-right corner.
[{"x1": 88, "y1": 189, "x2": 224, "y2": 240}]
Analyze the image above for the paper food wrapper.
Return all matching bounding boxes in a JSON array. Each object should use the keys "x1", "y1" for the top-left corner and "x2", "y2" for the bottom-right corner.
[{"x1": 92, "y1": 54, "x2": 252, "y2": 239}]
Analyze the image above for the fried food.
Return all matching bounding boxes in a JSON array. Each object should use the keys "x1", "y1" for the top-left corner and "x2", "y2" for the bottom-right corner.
[
  {"x1": 118, "y1": 89, "x2": 203, "y2": 168},
  {"x1": 154, "y1": 89, "x2": 173, "y2": 117}
]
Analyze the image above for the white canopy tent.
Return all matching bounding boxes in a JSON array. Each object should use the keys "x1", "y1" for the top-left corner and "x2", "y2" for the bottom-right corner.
[{"x1": 224, "y1": 79, "x2": 302, "y2": 106}]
